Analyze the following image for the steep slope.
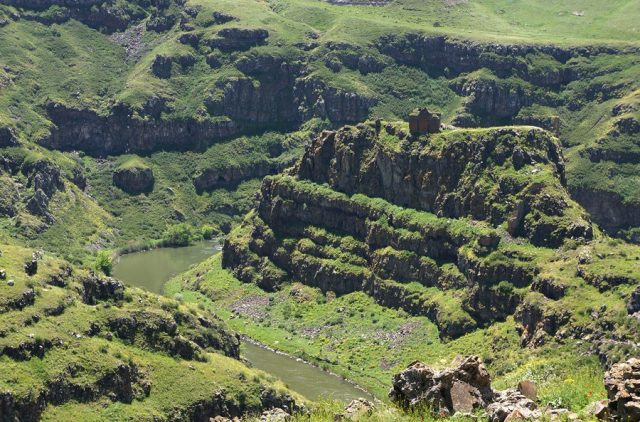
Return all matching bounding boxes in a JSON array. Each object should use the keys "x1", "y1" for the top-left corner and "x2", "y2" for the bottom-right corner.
[
  {"x1": 1, "y1": 0, "x2": 639, "y2": 255},
  {"x1": 222, "y1": 121, "x2": 639, "y2": 354},
  {"x1": 0, "y1": 241, "x2": 302, "y2": 420}
]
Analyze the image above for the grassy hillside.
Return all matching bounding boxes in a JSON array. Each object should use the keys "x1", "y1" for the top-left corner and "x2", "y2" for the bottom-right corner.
[
  {"x1": 0, "y1": 0, "x2": 638, "y2": 419},
  {"x1": 0, "y1": 241, "x2": 303, "y2": 420}
]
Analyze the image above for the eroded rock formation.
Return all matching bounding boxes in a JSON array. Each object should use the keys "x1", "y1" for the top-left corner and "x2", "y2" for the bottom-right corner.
[{"x1": 222, "y1": 122, "x2": 595, "y2": 339}]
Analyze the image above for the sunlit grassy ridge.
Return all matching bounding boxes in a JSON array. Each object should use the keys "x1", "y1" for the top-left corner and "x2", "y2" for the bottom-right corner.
[{"x1": 0, "y1": 241, "x2": 304, "y2": 420}]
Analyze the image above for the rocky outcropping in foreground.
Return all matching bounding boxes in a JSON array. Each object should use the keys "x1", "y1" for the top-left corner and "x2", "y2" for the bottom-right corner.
[
  {"x1": 603, "y1": 358, "x2": 640, "y2": 421},
  {"x1": 390, "y1": 356, "x2": 580, "y2": 421}
]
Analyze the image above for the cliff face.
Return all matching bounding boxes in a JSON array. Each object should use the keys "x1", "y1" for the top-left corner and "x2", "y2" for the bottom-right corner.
[
  {"x1": 222, "y1": 122, "x2": 600, "y2": 340},
  {"x1": 40, "y1": 61, "x2": 374, "y2": 156},
  {"x1": 40, "y1": 101, "x2": 240, "y2": 156},
  {"x1": 296, "y1": 124, "x2": 590, "y2": 247}
]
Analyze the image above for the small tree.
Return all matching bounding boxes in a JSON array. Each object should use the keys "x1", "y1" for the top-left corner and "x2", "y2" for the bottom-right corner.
[
  {"x1": 163, "y1": 223, "x2": 196, "y2": 247},
  {"x1": 200, "y1": 224, "x2": 217, "y2": 240},
  {"x1": 95, "y1": 250, "x2": 113, "y2": 276}
]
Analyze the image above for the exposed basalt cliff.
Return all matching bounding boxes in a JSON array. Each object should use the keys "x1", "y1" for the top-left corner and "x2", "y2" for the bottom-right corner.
[
  {"x1": 222, "y1": 122, "x2": 595, "y2": 339},
  {"x1": 40, "y1": 101, "x2": 239, "y2": 156},
  {"x1": 39, "y1": 58, "x2": 374, "y2": 156},
  {"x1": 295, "y1": 124, "x2": 590, "y2": 246},
  {"x1": 113, "y1": 164, "x2": 155, "y2": 194},
  {"x1": 193, "y1": 158, "x2": 292, "y2": 193},
  {"x1": 375, "y1": 33, "x2": 632, "y2": 85},
  {"x1": 1, "y1": 0, "x2": 150, "y2": 33}
]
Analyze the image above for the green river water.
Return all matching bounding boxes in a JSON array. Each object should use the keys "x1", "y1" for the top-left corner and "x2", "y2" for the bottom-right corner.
[{"x1": 112, "y1": 242, "x2": 372, "y2": 402}]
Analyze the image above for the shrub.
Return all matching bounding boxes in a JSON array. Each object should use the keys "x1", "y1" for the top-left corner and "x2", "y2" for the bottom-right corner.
[
  {"x1": 201, "y1": 224, "x2": 217, "y2": 240},
  {"x1": 95, "y1": 250, "x2": 113, "y2": 276},
  {"x1": 163, "y1": 223, "x2": 198, "y2": 247}
]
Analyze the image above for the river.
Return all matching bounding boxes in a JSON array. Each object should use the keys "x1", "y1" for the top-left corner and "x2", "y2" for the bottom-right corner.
[{"x1": 112, "y1": 242, "x2": 372, "y2": 402}]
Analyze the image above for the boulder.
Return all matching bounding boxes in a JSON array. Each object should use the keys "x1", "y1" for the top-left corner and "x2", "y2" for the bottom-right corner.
[
  {"x1": 0, "y1": 126, "x2": 18, "y2": 147},
  {"x1": 113, "y1": 165, "x2": 154, "y2": 194},
  {"x1": 212, "y1": 11, "x2": 236, "y2": 24},
  {"x1": 486, "y1": 389, "x2": 539, "y2": 422},
  {"x1": 628, "y1": 286, "x2": 640, "y2": 316},
  {"x1": 208, "y1": 28, "x2": 268, "y2": 52},
  {"x1": 152, "y1": 54, "x2": 173, "y2": 79},
  {"x1": 0, "y1": 269, "x2": 5, "y2": 280},
  {"x1": 517, "y1": 380, "x2": 537, "y2": 401},
  {"x1": 81, "y1": 272, "x2": 125, "y2": 305},
  {"x1": 389, "y1": 356, "x2": 492, "y2": 415},
  {"x1": 260, "y1": 408, "x2": 290, "y2": 422},
  {"x1": 593, "y1": 399, "x2": 610, "y2": 420},
  {"x1": 24, "y1": 259, "x2": 38, "y2": 276},
  {"x1": 335, "y1": 398, "x2": 374, "y2": 420},
  {"x1": 604, "y1": 357, "x2": 640, "y2": 421},
  {"x1": 26, "y1": 188, "x2": 54, "y2": 222}
]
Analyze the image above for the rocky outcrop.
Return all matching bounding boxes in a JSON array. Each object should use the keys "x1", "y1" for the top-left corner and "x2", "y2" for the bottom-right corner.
[
  {"x1": 295, "y1": 124, "x2": 590, "y2": 246},
  {"x1": 514, "y1": 297, "x2": 571, "y2": 347},
  {"x1": 389, "y1": 356, "x2": 493, "y2": 415},
  {"x1": 602, "y1": 358, "x2": 640, "y2": 421},
  {"x1": 389, "y1": 357, "x2": 575, "y2": 421},
  {"x1": 40, "y1": 101, "x2": 239, "y2": 156},
  {"x1": 40, "y1": 60, "x2": 374, "y2": 156},
  {"x1": 376, "y1": 33, "x2": 627, "y2": 85},
  {"x1": 100, "y1": 309, "x2": 241, "y2": 359},
  {"x1": 570, "y1": 187, "x2": 640, "y2": 238},
  {"x1": 486, "y1": 389, "x2": 538, "y2": 422},
  {"x1": 629, "y1": 286, "x2": 640, "y2": 317},
  {"x1": 206, "y1": 55, "x2": 374, "y2": 129},
  {"x1": 81, "y1": 272, "x2": 125, "y2": 304},
  {"x1": 193, "y1": 159, "x2": 291, "y2": 192},
  {"x1": 222, "y1": 123, "x2": 594, "y2": 338},
  {"x1": 0, "y1": 360, "x2": 151, "y2": 422},
  {"x1": 334, "y1": 398, "x2": 374, "y2": 421},
  {"x1": 4, "y1": 0, "x2": 148, "y2": 33},
  {"x1": 151, "y1": 54, "x2": 196, "y2": 79},
  {"x1": 206, "y1": 28, "x2": 269, "y2": 52},
  {"x1": 113, "y1": 165, "x2": 155, "y2": 194},
  {"x1": 0, "y1": 126, "x2": 19, "y2": 147}
]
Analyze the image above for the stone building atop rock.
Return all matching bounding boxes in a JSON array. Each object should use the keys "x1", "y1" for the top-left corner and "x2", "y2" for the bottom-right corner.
[{"x1": 408, "y1": 107, "x2": 441, "y2": 136}]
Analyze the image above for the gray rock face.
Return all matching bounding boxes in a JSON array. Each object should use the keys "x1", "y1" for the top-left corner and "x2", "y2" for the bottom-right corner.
[
  {"x1": 40, "y1": 65, "x2": 374, "y2": 156},
  {"x1": 112, "y1": 166, "x2": 155, "y2": 194},
  {"x1": 486, "y1": 389, "x2": 538, "y2": 422},
  {"x1": 193, "y1": 160, "x2": 290, "y2": 193},
  {"x1": 628, "y1": 286, "x2": 640, "y2": 316},
  {"x1": 0, "y1": 126, "x2": 19, "y2": 147},
  {"x1": 603, "y1": 357, "x2": 640, "y2": 421},
  {"x1": 389, "y1": 356, "x2": 493, "y2": 416},
  {"x1": 81, "y1": 272, "x2": 125, "y2": 305},
  {"x1": 207, "y1": 28, "x2": 269, "y2": 51},
  {"x1": 41, "y1": 101, "x2": 239, "y2": 156}
]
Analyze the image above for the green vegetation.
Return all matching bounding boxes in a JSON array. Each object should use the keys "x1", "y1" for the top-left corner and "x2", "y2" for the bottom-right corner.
[
  {"x1": 167, "y1": 254, "x2": 610, "y2": 415},
  {"x1": 162, "y1": 223, "x2": 199, "y2": 247},
  {"x1": 0, "y1": 0, "x2": 639, "y2": 419},
  {"x1": 0, "y1": 241, "x2": 302, "y2": 420},
  {"x1": 94, "y1": 250, "x2": 113, "y2": 275}
]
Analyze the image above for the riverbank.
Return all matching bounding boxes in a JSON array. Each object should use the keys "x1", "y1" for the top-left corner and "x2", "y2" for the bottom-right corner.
[{"x1": 241, "y1": 336, "x2": 377, "y2": 402}]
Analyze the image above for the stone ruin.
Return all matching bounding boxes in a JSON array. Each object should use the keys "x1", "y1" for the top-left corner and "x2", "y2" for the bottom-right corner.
[{"x1": 408, "y1": 107, "x2": 441, "y2": 136}]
